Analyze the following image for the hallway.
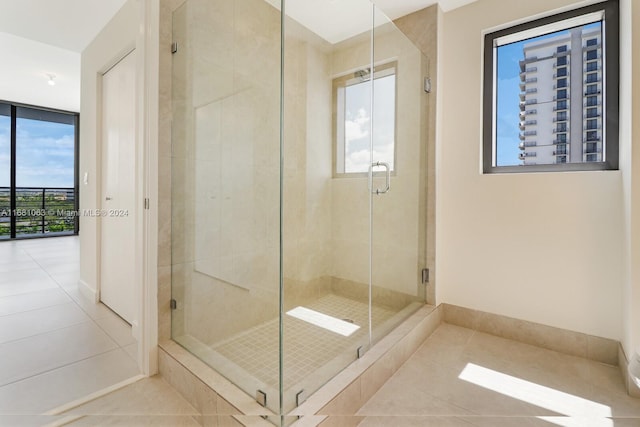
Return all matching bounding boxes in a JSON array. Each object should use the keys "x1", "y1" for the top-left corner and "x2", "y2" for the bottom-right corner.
[{"x1": 0, "y1": 236, "x2": 139, "y2": 420}]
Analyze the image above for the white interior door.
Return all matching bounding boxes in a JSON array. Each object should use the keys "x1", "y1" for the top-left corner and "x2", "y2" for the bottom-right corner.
[{"x1": 100, "y1": 50, "x2": 136, "y2": 324}]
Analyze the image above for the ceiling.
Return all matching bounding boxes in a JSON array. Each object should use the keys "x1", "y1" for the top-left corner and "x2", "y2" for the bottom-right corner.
[
  {"x1": 0, "y1": 0, "x2": 477, "y2": 112},
  {"x1": 0, "y1": 0, "x2": 128, "y2": 52},
  {"x1": 0, "y1": 0, "x2": 127, "y2": 112},
  {"x1": 266, "y1": 0, "x2": 478, "y2": 44}
]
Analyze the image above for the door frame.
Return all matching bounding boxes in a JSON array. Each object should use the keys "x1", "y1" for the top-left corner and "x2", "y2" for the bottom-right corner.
[
  {"x1": 94, "y1": 0, "x2": 160, "y2": 377},
  {"x1": 136, "y1": 0, "x2": 160, "y2": 377}
]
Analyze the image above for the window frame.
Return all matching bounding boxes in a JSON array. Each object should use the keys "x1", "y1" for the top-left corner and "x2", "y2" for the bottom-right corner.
[{"x1": 482, "y1": 0, "x2": 619, "y2": 173}]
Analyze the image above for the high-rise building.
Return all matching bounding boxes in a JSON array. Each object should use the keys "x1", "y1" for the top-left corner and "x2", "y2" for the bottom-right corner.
[{"x1": 518, "y1": 26, "x2": 603, "y2": 165}]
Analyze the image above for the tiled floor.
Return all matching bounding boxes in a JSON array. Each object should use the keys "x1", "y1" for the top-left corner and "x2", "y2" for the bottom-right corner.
[
  {"x1": 355, "y1": 323, "x2": 640, "y2": 426},
  {"x1": 213, "y1": 294, "x2": 396, "y2": 389},
  {"x1": 0, "y1": 236, "x2": 139, "y2": 420},
  {"x1": 25, "y1": 319, "x2": 640, "y2": 426},
  {"x1": 64, "y1": 376, "x2": 201, "y2": 426}
]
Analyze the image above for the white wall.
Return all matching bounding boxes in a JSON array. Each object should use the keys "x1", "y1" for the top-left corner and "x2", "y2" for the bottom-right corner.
[
  {"x1": 436, "y1": 0, "x2": 624, "y2": 339},
  {"x1": 79, "y1": 0, "x2": 139, "y2": 298}
]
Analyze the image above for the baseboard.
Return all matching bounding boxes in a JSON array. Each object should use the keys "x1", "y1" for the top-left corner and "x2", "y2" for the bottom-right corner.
[
  {"x1": 442, "y1": 303, "x2": 619, "y2": 366},
  {"x1": 78, "y1": 279, "x2": 98, "y2": 303}
]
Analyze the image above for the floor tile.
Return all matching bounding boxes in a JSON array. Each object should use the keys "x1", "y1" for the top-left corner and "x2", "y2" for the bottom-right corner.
[
  {"x1": 67, "y1": 377, "x2": 199, "y2": 416},
  {"x1": 0, "y1": 321, "x2": 118, "y2": 386},
  {"x1": 0, "y1": 260, "x2": 41, "y2": 273},
  {"x1": 0, "y1": 288, "x2": 71, "y2": 317},
  {"x1": 0, "y1": 302, "x2": 90, "y2": 344},
  {"x1": 357, "y1": 416, "x2": 476, "y2": 426},
  {"x1": 123, "y1": 342, "x2": 138, "y2": 362},
  {"x1": 66, "y1": 415, "x2": 200, "y2": 426},
  {"x1": 0, "y1": 348, "x2": 138, "y2": 414},
  {"x1": 0, "y1": 276, "x2": 60, "y2": 299},
  {"x1": 0, "y1": 268, "x2": 51, "y2": 285},
  {"x1": 0, "y1": 415, "x2": 67, "y2": 426},
  {"x1": 93, "y1": 311, "x2": 136, "y2": 347},
  {"x1": 49, "y1": 271, "x2": 80, "y2": 287},
  {"x1": 63, "y1": 287, "x2": 114, "y2": 320},
  {"x1": 356, "y1": 323, "x2": 640, "y2": 422}
]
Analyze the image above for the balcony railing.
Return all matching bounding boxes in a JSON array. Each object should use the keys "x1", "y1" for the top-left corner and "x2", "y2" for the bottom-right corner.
[{"x1": 0, "y1": 187, "x2": 77, "y2": 238}]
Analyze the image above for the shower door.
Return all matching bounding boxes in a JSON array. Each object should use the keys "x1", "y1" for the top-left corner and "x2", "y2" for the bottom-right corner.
[
  {"x1": 280, "y1": 0, "x2": 428, "y2": 413},
  {"x1": 369, "y1": 6, "x2": 428, "y2": 343},
  {"x1": 280, "y1": 0, "x2": 376, "y2": 413}
]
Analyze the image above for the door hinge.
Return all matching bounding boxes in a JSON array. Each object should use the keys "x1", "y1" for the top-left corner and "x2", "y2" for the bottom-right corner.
[
  {"x1": 424, "y1": 77, "x2": 432, "y2": 93},
  {"x1": 144, "y1": 198, "x2": 149, "y2": 210},
  {"x1": 171, "y1": 42, "x2": 178, "y2": 54},
  {"x1": 421, "y1": 268, "x2": 430, "y2": 284},
  {"x1": 170, "y1": 299, "x2": 177, "y2": 310}
]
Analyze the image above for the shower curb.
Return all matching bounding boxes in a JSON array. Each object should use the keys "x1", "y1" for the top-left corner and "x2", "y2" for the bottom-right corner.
[
  {"x1": 292, "y1": 304, "x2": 442, "y2": 426},
  {"x1": 158, "y1": 304, "x2": 442, "y2": 427}
]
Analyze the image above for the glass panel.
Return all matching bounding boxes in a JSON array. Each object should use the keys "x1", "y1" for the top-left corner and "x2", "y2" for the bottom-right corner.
[
  {"x1": 0, "y1": 104, "x2": 9, "y2": 239},
  {"x1": 370, "y1": 5, "x2": 426, "y2": 343},
  {"x1": 170, "y1": 0, "x2": 282, "y2": 414},
  {"x1": 338, "y1": 69, "x2": 395, "y2": 173},
  {"x1": 281, "y1": 0, "x2": 373, "y2": 413},
  {"x1": 495, "y1": 21, "x2": 603, "y2": 166},
  {"x1": 15, "y1": 107, "x2": 76, "y2": 237}
]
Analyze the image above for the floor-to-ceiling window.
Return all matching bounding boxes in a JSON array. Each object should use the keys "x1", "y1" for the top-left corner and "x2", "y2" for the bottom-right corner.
[{"x1": 0, "y1": 102, "x2": 78, "y2": 239}]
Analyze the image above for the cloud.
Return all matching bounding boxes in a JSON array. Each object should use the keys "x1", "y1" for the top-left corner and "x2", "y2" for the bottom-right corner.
[
  {"x1": 13, "y1": 122, "x2": 75, "y2": 188},
  {"x1": 345, "y1": 107, "x2": 370, "y2": 142}
]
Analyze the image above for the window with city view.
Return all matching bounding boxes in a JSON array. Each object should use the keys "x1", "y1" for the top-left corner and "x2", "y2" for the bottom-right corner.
[
  {"x1": 483, "y1": 0, "x2": 619, "y2": 173},
  {"x1": 0, "y1": 103, "x2": 78, "y2": 239}
]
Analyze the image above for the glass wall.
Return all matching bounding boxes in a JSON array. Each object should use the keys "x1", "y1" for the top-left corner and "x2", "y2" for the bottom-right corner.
[
  {"x1": 170, "y1": 0, "x2": 428, "y2": 419},
  {"x1": 0, "y1": 103, "x2": 78, "y2": 240}
]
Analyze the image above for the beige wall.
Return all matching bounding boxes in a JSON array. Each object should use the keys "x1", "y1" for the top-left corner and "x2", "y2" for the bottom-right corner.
[
  {"x1": 282, "y1": 18, "x2": 333, "y2": 288},
  {"x1": 79, "y1": 0, "x2": 139, "y2": 298},
  {"x1": 436, "y1": 0, "x2": 624, "y2": 340}
]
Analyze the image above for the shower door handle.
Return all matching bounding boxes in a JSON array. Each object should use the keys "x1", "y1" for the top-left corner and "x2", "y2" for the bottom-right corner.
[{"x1": 370, "y1": 161, "x2": 390, "y2": 195}]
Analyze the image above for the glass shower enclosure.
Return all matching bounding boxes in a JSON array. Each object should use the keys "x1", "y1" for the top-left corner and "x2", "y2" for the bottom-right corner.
[{"x1": 170, "y1": 0, "x2": 429, "y2": 418}]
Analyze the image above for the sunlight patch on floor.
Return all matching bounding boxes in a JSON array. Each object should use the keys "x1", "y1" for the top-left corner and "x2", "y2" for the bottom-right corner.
[
  {"x1": 286, "y1": 306, "x2": 360, "y2": 337},
  {"x1": 458, "y1": 363, "x2": 612, "y2": 419},
  {"x1": 536, "y1": 416, "x2": 613, "y2": 427}
]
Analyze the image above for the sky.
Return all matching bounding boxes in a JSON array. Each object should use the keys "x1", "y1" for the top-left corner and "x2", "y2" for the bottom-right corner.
[
  {"x1": 0, "y1": 117, "x2": 75, "y2": 188},
  {"x1": 495, "y1": 40, "x2": 526, "y2": 166},
  {"x1": 343, "y1": 74, "x2": 396, "y2": 173}
]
